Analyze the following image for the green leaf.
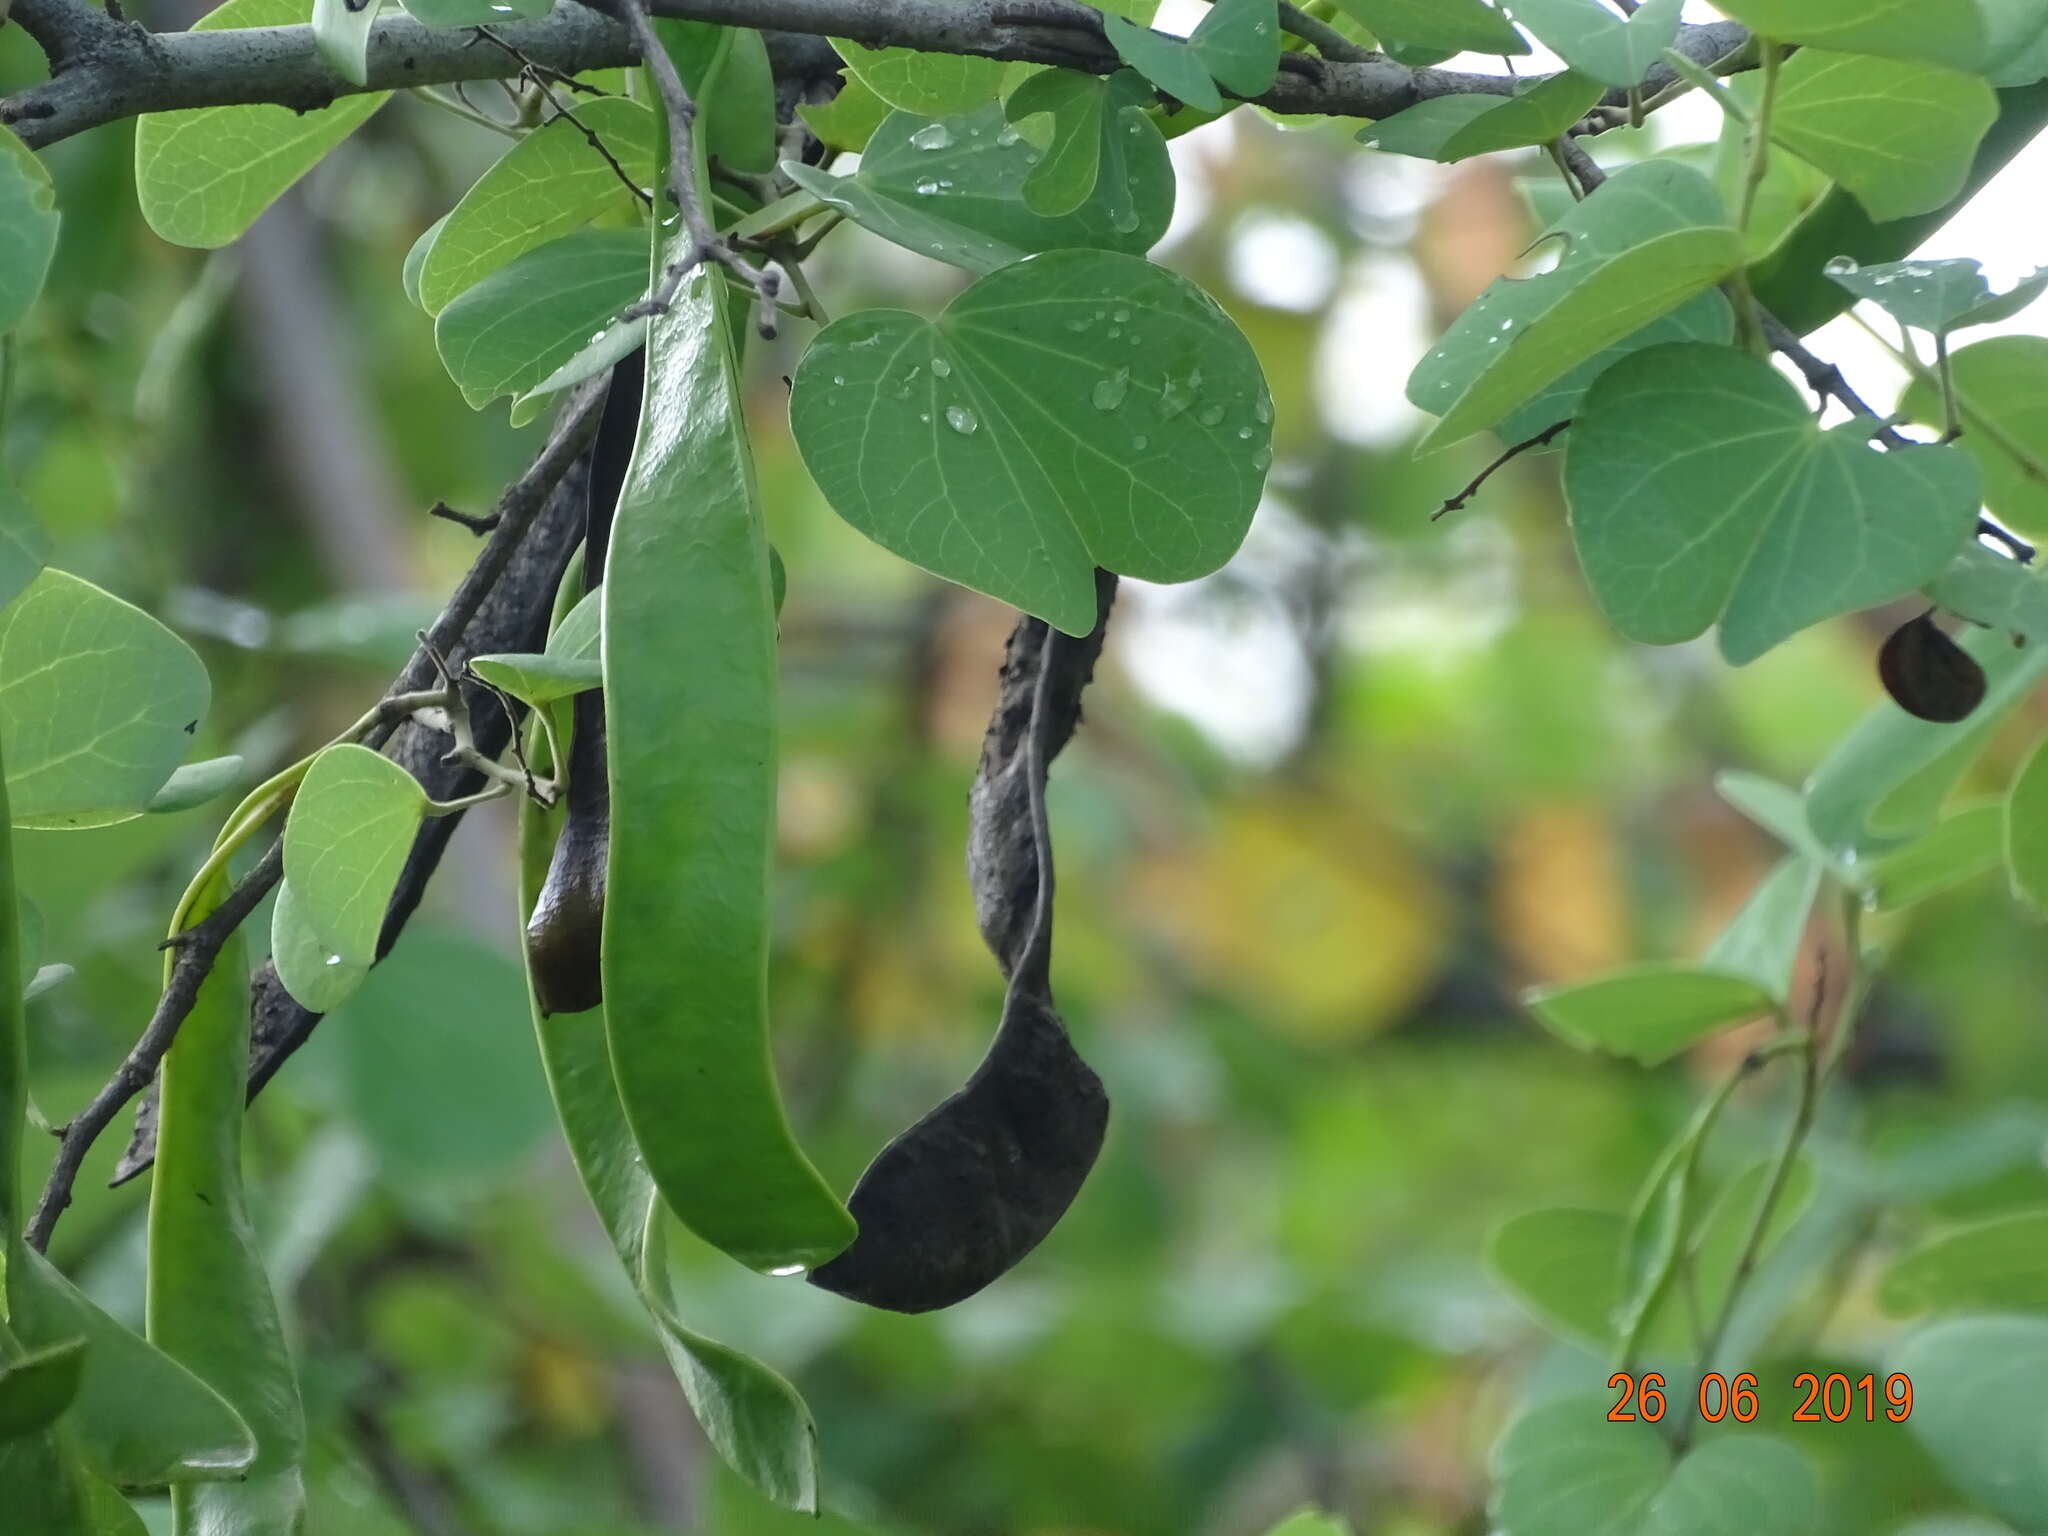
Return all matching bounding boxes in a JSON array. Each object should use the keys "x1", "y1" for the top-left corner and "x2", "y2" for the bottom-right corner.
[
  {"x1": 1498, "y1": 292, "x2": 1733, "y2": 445},
  {"x1": 1259, "y1": 1512, "x2": 1353, "y2": 1536},
  {"x1": 799, "y1": 71, "x2": 892, "y2": 151},
  {"x1": 401, "y1": 212, "x2": 447, "y2": 310},
  {"x1": 1356, "y1": 95, "x2": 1504, "y2": 159},
  {"x1": 1825, "y1": 255, "x2": 2048, "y2": 335},
  {"x1": 145, "y1": 756, "x2": 245, "y2": 815},
  {"x1": 1359, "y1": 73, "x2": 1604, "y2": 161},
  {"x1": 150, "y1": 870, "x2": 306, "y2": 1531},
  {"x1": 1882, "y1": 1210, "x2": 2048, "y2": 1314},
  {"x1": 1769, "y1": 51, "x2": 1998, "y2": 223},
  {"x1": 1004, "y1": 68, "x2": 1110, "y2": 218},
  {"x1": 0, "y1": 1337, "x2": 84, "y2": 1440},
  {"x1": 511, "y1": 313, "x2": 647, "y2": 426},
  {"x1": 270, "y1": 877, "x2": 371, "y2": 1013},
  {"x1": 1491, "y1": 1396, "x2": 1816, "y2": 1536},
  {"x1": 1104, "y1": 16, "x2": 1223, "y2": 112},
  {"x1": 1901, "y1": 336, "x2": 2048, "y2": 537},
  {"x1": 1712, "y1": 0, "x2": 1988, "y2": 71},
  {"x1": 2006, "y1": 731, "x2": 2048, "y2": 911},
  {"x1": 1565, "y1": 343, "x2": 1980, "y2": 664},
  {"x1": 434, "y1": 229, "x2": 649, "y2": 410},
  {"x1": 1190, "y1": 0, "x2": 1280, "y2": 98},
  {"x1": 1504, "y1": 0, "x2": 1684, "y2": 89},
  {"x1": 1893, "y1": 1317, "x2": 2048, "y2": 1530},
  {"x1": 1714, "y1": 771, "x2": 1850, "y2": 879},
  {"x1": 790, "y1": 248, "x2": 1272, "y2": 635},
  {"x1": 9, "y1": 1248, "x2": 254, "y2": 1489},
  {"x1": 782, "y1": 102, "x2": 1173, "y2": 275},
  {"x1": 1863, "y1": 802, "x2": 2004, "y2": 910},
  {"x1": 468, "y1": 652, "x2": 601, "y2": 706},
  {"x1": 311, "y1": 0, "x2": 383, "y2": 87},
  {"x1": 133, "y1": 0, "x2": 388, "y2": 248},
  {"x1": 606, "y1": 263, "x2": 856, "y2": 1273},
  {"x1": 1486, "y1": 1207, "x2": 1624, "y2": 1349},
  {"x1": 1689, "y1": 1157, "x2": 1814, "y2": 1310},
  {"x1": 1702, "y1": 855, "x2": 1824, "y2": 1001},
  {"x1": 280, "y1": 743, "x2": 426, "y2": 968},
  {"x1": 833, "y1": 37, "x2": 1006, "y2": 116},
  {"x1": 1327, "y1": 0, "x2": 1526, "y2": 55},
  {"x1": 418, "y1": 98, "x2": 657, "y2": 315},
  {"x1": 1926, "y1": 541, "x2": 2048, "y2": 640},
  {"x1": 1408, "y1": 161, "x2": 1742, "y2": 452},
  {"x1": 0, "y1": 127, "x2": 59, "y2": 336},
  {"x1": 0, "y1": 569, "x2": 211, "y2": 830},
  {"x1": 0, "y1": 475, "x2": 51, "y2": 613},
  {"x1": 1524, "y1": 963, "x2": 1776, "y2": 1065},
  {"x1": 400, "y1": 0, "x2": 549, "y2": 23}
]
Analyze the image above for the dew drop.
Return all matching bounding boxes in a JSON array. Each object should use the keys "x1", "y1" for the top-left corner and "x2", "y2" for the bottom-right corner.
[
  {"x1": 1112, "y1": 307, "x2": 1131, "y2": 323},
  {"x1": 997, "y1": 124, "x2": 1021, "y2": 146},
  {"x1": 930, "y1": 357, "x2": 953, "y2": 377},
  {"x1": 1253, "y1": 445, "x2": 1273, "y2": 471},
  {"x1": 1132, "y1": 434, "x2": 1148, "y2": 450},
  {"x1": 1237, "y1": 426, "x2": 1252, "y2": 439},
  {"x1": 833, "y1": 375, "x2": 845, "y2": 386},
  {"x1": 1197, "y1": 403, "x2": 1225, "y2": 426},
  {"x1": 946, "y1": 405, "x2": 979, "y2": 434},
  {"x1": 769, "y1": 1264, "x2": 807, "y2": 1277},
  {"x1": 909, "y1": 122, "x2": 952, "y2": 150},
  {"x1": 915, "y1": 179, "x2": 940, "y2": 195},
  {"x1": 1091, "y1": 368, "x2": 1130, "y2": 411},
  {"x1": 1253, "y1": 396, "x2": 1273, "y2": 424},
  {"x1": 1111, "y1": 204, "x2": 1141, "y2": 233},
  {"x1": 324, "y1": 954, "x2": 342, "y2": 968}
]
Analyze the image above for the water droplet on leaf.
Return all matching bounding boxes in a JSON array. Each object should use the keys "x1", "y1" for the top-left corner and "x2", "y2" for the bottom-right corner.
[
  {"x1": 909, "y1": 122, "x2": 952, "y2": 150},
  {"x1": 1092, "y1": 369, "x2": 1130, "y2": 411},
  {"x1": 946, "y1": 405, "x2": 979, "y2": 434}
]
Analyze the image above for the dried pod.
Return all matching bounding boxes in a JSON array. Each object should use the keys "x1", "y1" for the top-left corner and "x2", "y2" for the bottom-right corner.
[{"x1": 1879, "y1": 613, "x2": 1986, "y2": 724}]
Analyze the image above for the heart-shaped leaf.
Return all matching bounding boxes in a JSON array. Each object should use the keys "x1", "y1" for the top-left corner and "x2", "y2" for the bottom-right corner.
[
  {"x1": 790, "y1": 249, "x2": 1271, "y2": 634},
  {"x1": 1505, "y1": 0, "x2": 1683, "y2": 89},
  {"x1": 281, "y1": 743, "x2": 426, "y2": 968},
  {"x1": 782, "y1": 102, "x2": 1172, "y2": 276},
  {"x1": 1486, "y1": 1208, "x2": 1625, "y2": 1349},
  {"x1": 270, "y1": 878, "x2": 371, "y2": 1013},
  {"x1": 1407, "y1": 161, "x2": 1742, "y2": 452},
  {"x1": 1491, "y1": 1396, "x2": 1816, "y2": 1536},
  {"x1": 1565, "y1": 342, "x2": 1980, "y2": 664},
  {"x1": 1824, "y1": 255, "x2": 2048, "y2": 336},
  {"x1": 1103, "y1": 0, "x2": 1279, "y2": 111}
]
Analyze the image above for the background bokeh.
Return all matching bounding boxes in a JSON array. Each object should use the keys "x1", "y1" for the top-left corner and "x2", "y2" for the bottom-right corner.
[{"x1": 7, "y1": 4, "x2": 2048, "y2": 1531}]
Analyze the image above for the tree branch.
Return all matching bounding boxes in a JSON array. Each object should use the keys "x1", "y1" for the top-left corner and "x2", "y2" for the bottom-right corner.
[{"x1": 2, "y1": 0, "x2": 1748, "y2": 152}]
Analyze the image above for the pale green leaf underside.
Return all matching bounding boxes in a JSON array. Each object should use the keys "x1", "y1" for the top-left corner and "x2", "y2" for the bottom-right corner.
[
  {"x1": 281, "y1": 742, "x2": 426, "y2": 966},
  {"x1": 271, "y1": 877, "x2": 372, "y2": 1012}
]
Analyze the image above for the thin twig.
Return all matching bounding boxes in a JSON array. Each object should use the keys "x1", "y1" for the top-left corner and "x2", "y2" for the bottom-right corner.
[
  {"x1": 1433, "y1": 421, "x2": 1570, "y2": 519},
  {"x1": 471, "y1": 25, "x2": 651, "y2": 206},
  {"x1": 429, "y1": 500, "x2": 501, "y2": 536}
]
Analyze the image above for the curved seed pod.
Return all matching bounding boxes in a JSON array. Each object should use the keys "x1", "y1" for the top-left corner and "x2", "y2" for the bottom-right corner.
[
  {"x1": 526, "y1": 349, "x2": 643, "y2": 1016},
  {"x1": 1880, "y1": 612, "x2": 1987, "y2": 723},
  {"x1": 603, "y1": 266, "x2": 854, "y2": 1274},
  {"x1": 810, "y1": 577, "x2": 1117, "y2": 1313}
]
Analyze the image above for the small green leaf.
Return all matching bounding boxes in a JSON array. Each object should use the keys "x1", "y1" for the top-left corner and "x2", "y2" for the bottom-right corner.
[
  {"x1": 311, "y1": 0, "x2": 383, "y2": 87},
  {"x1": 0, "y1": 476, "x2": 50, "y2": 613},
  {"x1": 1893, "y1": 1317, "x2": 2048, "y2": 1530},
  {"x1": 790, "y1": 248, "x2": 1272, "y2": 635},
  {"x1": 1504, "y1": 0, "x2": 1684, "y2": 90},
  {"x1": 1005, "y1": 68, "x2": 1108, "y2": 217},
  {"x1": 1485, "y1": 1207, "x2": 1624, "y2": 1348},
  {"x1": 1408, "y1": 161, "x2": 1742, "y2": 452},
  {"x1": 782, "y1": 102, "x2": 1173, "y2": 275},
  {"x1": 2006, "y1": 731, "x2": 2048, "y2": 911},
  {"x1": 1356, "y1": 95, "x2": 1503, "y2": 159},
  {"x1": 1565, "y1": 343, "x2": 1980, "y2": 664},
  {"x1": 1714, "y1": 771, "x2": 1849, "y2": 878},
  {"x1": 133, "y1": 0, "x2": 388, "y2": 248},
  {"x1": 0, "y1": 570, "x2": 211, "y2": 829},
  {"x1": 1701, "y1": 854, "x2": 1824, "y2": 1001},
  {"x1": 1712, "y1": 0, "x2": 1987, "y2": 72},
  {"x1": 1104, "y1": 16, "x2": 1223, "y2": 112},
  {"x1": 1863, "y1": 802, "x2": 2003, "y2": 910},
  {"x1": 468, "y1": 653, "x2": 601, "y2": 707},
  {"x1": 1882, "y1": 1209, "x2": 2048, "y2": 1314},
  {"x1": 419, "y1": 97, "x2": 657, "y2": 315},
  {"x1": 400, "y1": 0, "x2": 549, "y2": 24},
  {"x1": 1524, "y1": 963, "x2": 1776, "y2": 1065},
  {"x1": 833, "y1": 37, "x2": 1006, "y2": 116},
  {"x1": 1825, "y1": 255, "x2": 2048, "y2": 335},
  {"x1": 0, "y1": 1337, "x2": 85, "y2": 1440},
  {"x1": 281, "y1": 743, "x2": 426, "y2": 967},
  {"x1": 513, "y1": 313, "x2": 648, "y2": 427},
  {"x1": 1901, "y1": 336, "x2": 2048, "y2": 537},
  {"x1": 1769, "y1": 51, "x2": 1998, "y2": 223},
  {"x1": 1359, "y1": 73, "x2": 1603, "y2": 162},
  {"x1": 401, "y1": 212, "x2": 448, "y2": 310},
  {"x1": 270, "y1": 878, "x2": 371, "y2": 1013},
  {"x1": 434, "y1": 229, "x2": 649, "y2": 410},
  {"x1": 1190, "y1": 0, "x2": 1280, "y2": 98},
  {"x1": 145, "y1": 756, "x2": 245, "y2": 815},
  {"x1": 0, "y1": 127, "x2": 59, "y2": 336},
  {"x1": 1327, "y1": 0, "x2": 1526, "y2": 56}
]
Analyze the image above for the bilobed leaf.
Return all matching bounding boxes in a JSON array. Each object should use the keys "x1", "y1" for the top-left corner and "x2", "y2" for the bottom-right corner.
[
  {"x1": 1505, "y1": 0, "x2": 1683, "y2": 89},
  {"x1": 434, "y1": 229, "x2": 649, "y2": 410},
  {"x1": 0, "y1": 569, "x2": 211, "y2": 829},
  {"x1": 833, "y1": 36, "x2": 1006, "y2": 117},
  {"x1": 1769, "y1": 51, "x2": 1998, "y2": 223},
  {"x1": 150, "y1": 871, "x2": 306, "y2": 1531},
  {"x1": 1104, "y1": 15, "x2": 1223, "y2": 112},
  {"x1": 1003, "y1": 68, "x2": 1111, "y2": 218},
  {"x1": 782, "y1": 102, "x2": 1174, "y2": 275},
  {"x1": 1893, "y1": 1318, "x2": 2048, "y2": 1530},
  {"x1": 400, "y1": 0, "x2": 550, "y2": 23},
  {"x1": 1490, "y1": 1395, "x2": 1816, "y2": 1536},
  {"x1": 1881, "y1": 1209, "x2": 2048, "y2": 1313},
  {"x1": 1863, "y1": 802, "x2": 2003, "y2": 910},
  {"x1": 1712, "y1": 0, "x2": 1987, "y2": 71},
  {"x1": 1524, "y1": 963, "x2": 1775, "y2": 1065},
  {"x1": 0, "y1": 1336, "x2": 84, "y2": 1439},
  {"x1": 270, "y1": 878, "x2": 371, "y2": 1013},
  {"x1": 133, "y1": 0, "x2": 388, "y2": 248},
  {"x1": 1190, "y1": 0, "x2": 1279, "y2": 98},
  {"x1": 0, "y1": 127, "x2": 59, "y2": 336},
  {"x1": 280, "y1": 743, "x2": 426, "y2": 967},
  {"x1": 1824, "y1": 255, "x2": 2048, "y2": 335},
  {"x1": 1565, "y1": 343, "x2": 1980, "y2": 664},
  {"x1": 1485, "y1": 1207, "x2": 1624, "y2": 1348},
  {"x1": 311, "y1": 0, "x2": 383, "y2": 87},
  {"x1": 790, "y1": 248, "x2": 1272, "y2": 635},
  {"x1": 1327, "y1": 0, "x2": 1526, "y2": 55},
  {"x1": 2006, "y1": 732, "x2": 2048, "y2": 912},
  {"x1": 418, "y1": 98, "x2": 657, "y2": 315},
  {"x1": 1701, "y1": 855, "x2": 1823, "y2": 1002},
  {"x1": 1408, "y1": 161, "x2": 1741, "y2": 452},
  {"x1": 145, "y1": 756, "x2": 245, "y2": 815},
  {"x1": 1901, "y1": 336, "x2": 2048, "y2": 537}
]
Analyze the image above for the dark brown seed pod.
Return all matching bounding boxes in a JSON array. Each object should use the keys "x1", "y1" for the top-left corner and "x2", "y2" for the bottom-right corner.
[
  {"x1": 809, "y1": 575, "x2": 1117, "y2": 1313},
  {"x1": 1879, "y1": 613, "x2": 1986, "y2": 724}
]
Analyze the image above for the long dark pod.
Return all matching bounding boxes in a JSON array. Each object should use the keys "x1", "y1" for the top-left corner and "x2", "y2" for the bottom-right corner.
[
  {"x1": 525, "y1": 347, "x2": 644, "y2": 1016},
  {"x1": 809, "y1": 577, "x2": 1116, "y2": 1312}
]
